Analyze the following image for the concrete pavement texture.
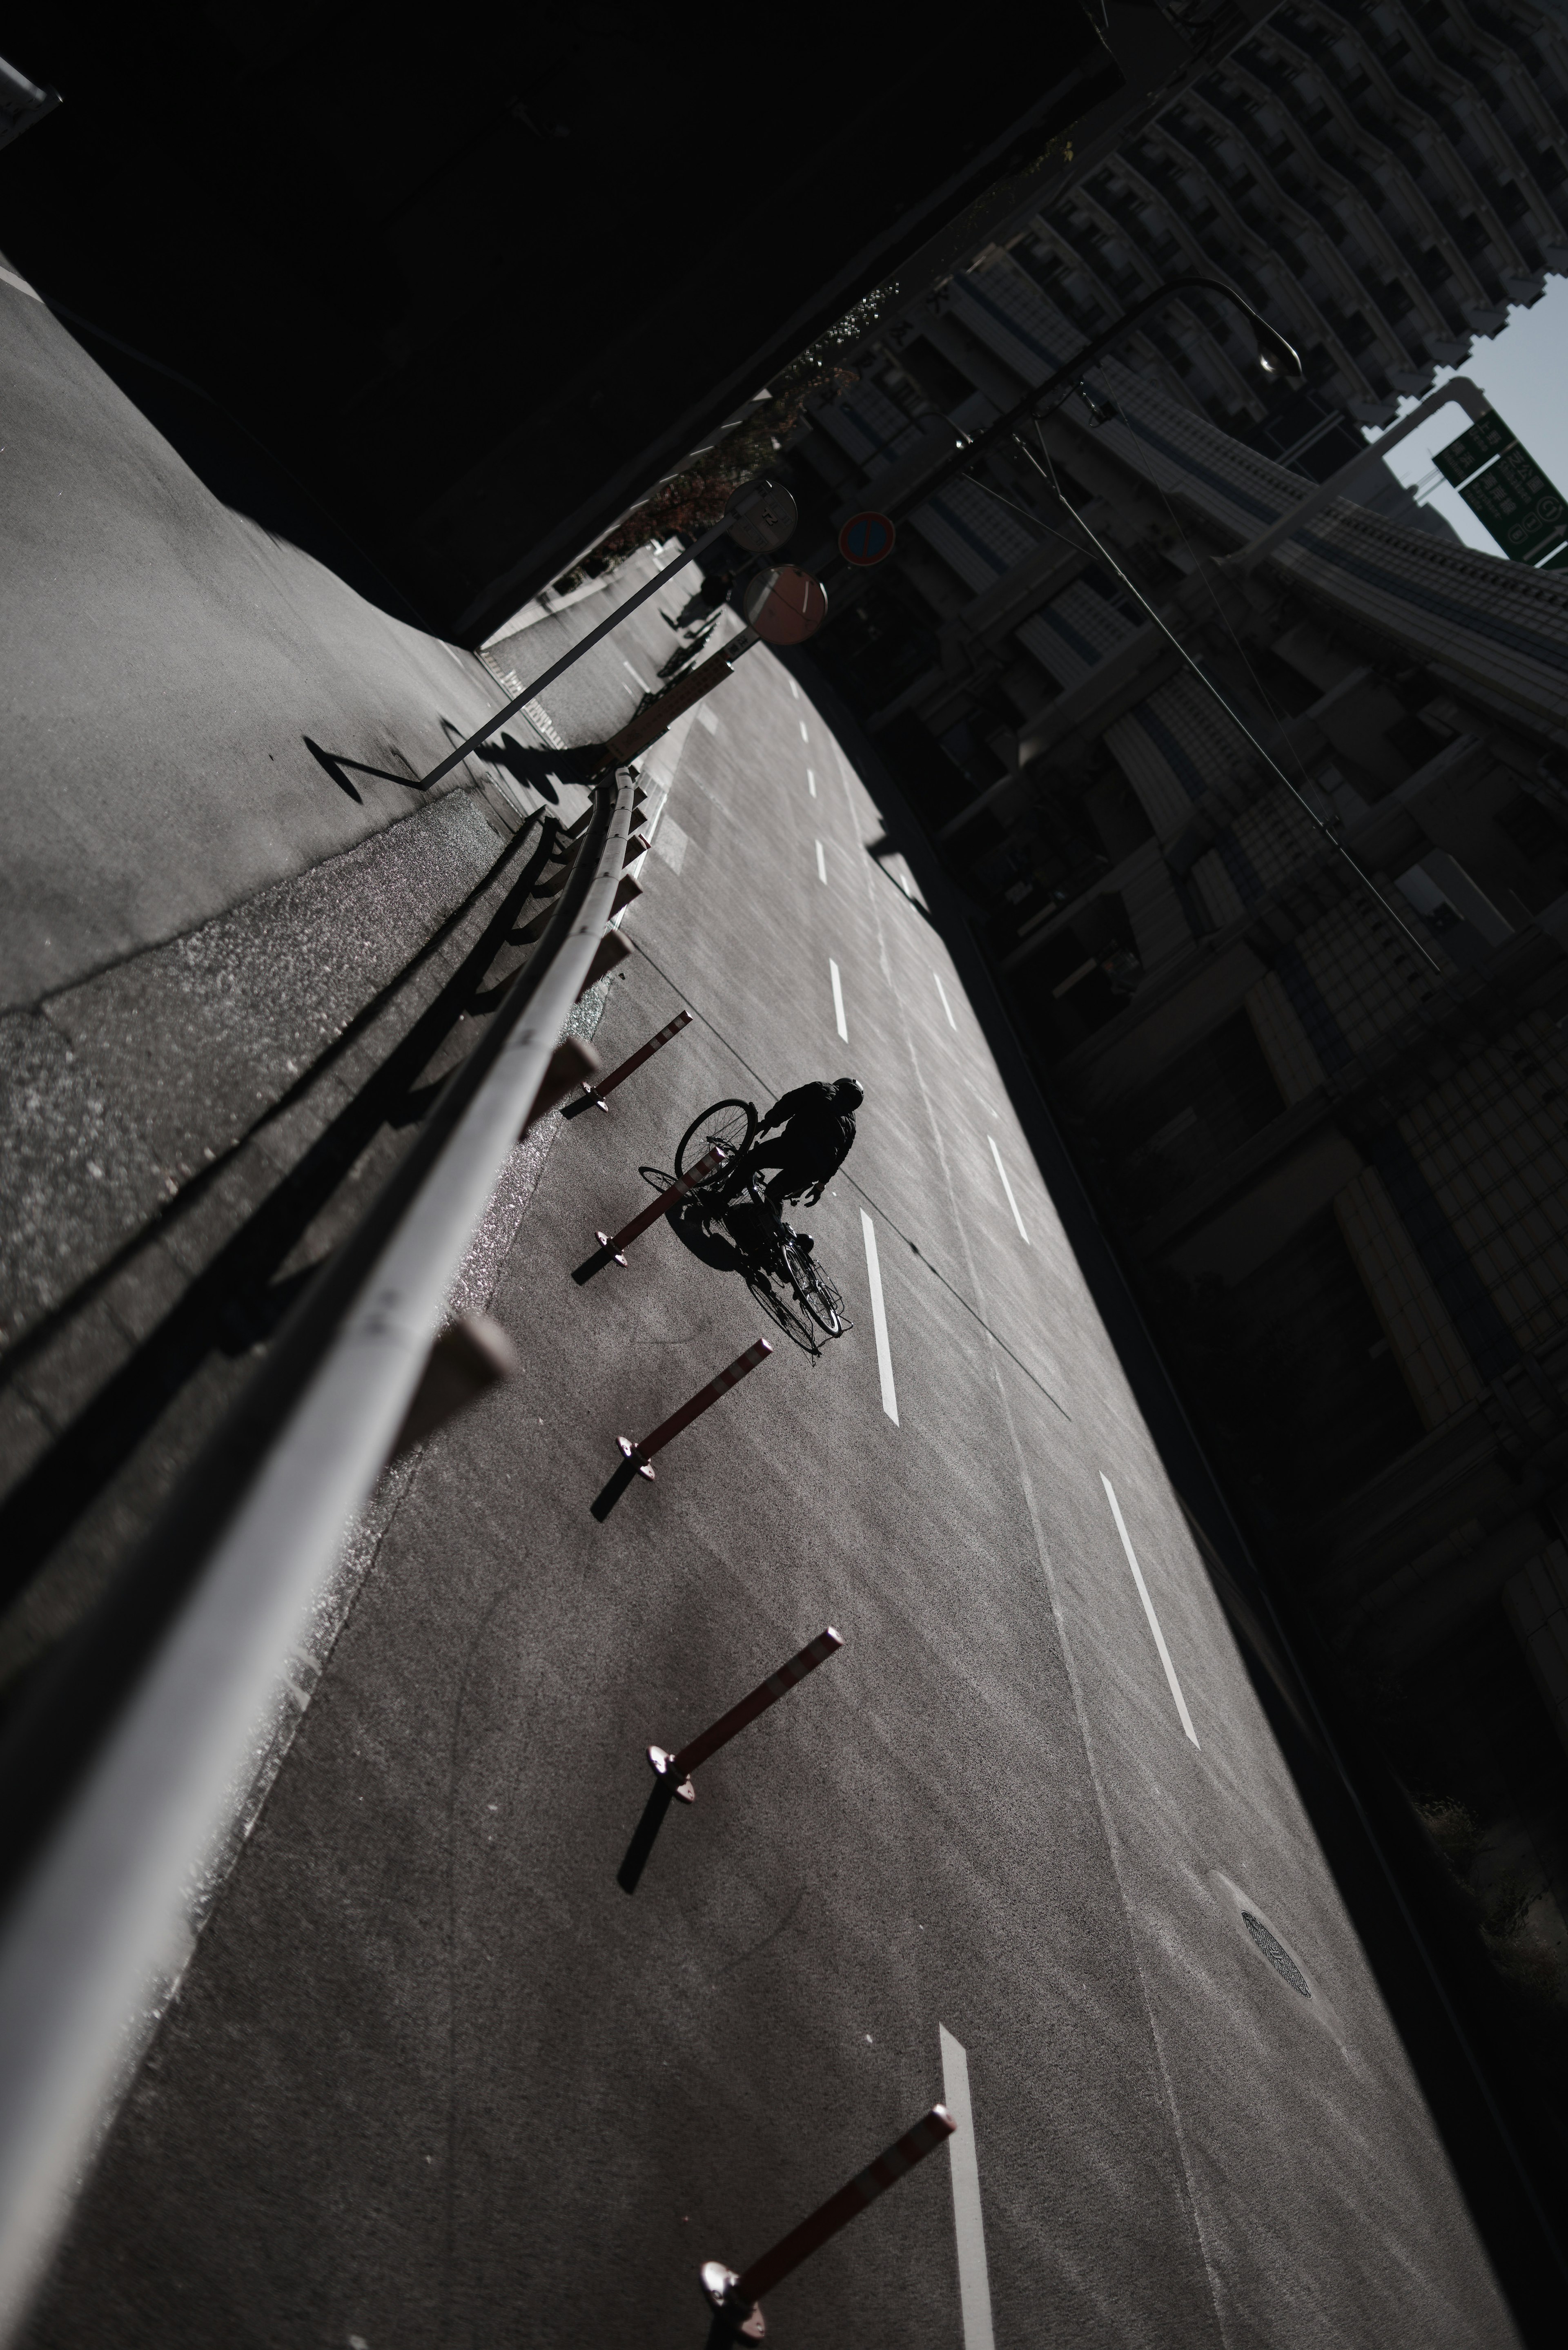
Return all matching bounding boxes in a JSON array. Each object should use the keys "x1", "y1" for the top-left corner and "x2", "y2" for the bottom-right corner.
[
  {"x1": 23, "y1": 644, "x2": 1517, "y2": 2346},
  {"x1": 0, "y1": 259, "x2": 666, "y2": 1010},
  {"x1": 0, "y1": 280, "x2": 700, "y2": 1721}
]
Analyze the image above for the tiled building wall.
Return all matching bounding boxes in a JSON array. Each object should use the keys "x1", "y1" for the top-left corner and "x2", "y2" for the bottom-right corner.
[
  {"x1": 1336, "y1": 1165, "x2": 1486, "y2": 1425},
  {"x1": 1399, "y1": 1009, "x2": 1568, "y2": 1354},
  {"x1": 1504, "y1": 1542, "x2": 1568, "y2": 1760},
  {"x1": 1329, "y1": 1012, "x2": 1568, "y2": 1423},
  {"x1": 1105, "y1": 672, "x2": 1259, "y2": 841},
  {"x1": 1038, "y1": 0, "x2": 1568, "y2": 427},
  {"x1": 1246, "y1": 971, "x2": 1328, "y2": 1101},
  {"x1": 1287, "y1": 897, "x2": 1450, "y2": 1059},
  {"x1": 1018, "y1": 582, "x2": 1140, "y2": 689}
]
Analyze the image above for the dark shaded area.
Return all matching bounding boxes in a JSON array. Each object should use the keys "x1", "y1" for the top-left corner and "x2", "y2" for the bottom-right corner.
[
  {"x1": 303, "y1": 738, "x2": 414, "y2": 801},
  {"x1": 0, "y1": 6, "x2": 1116, "y2": 635},
  {"x1": 0, "y1": 816, "x2": 561, "y2": 1640},
  {"x1": 786, "y1": 648, "x2": 1568, "y2": 2346},
  {"x1": 473, "y1": 734, "x2": 564, "y2": 803},
  {"x1": 570, "y1": 1242, "x2": 619, "y2": 1287},
  {"x1": 0, "y1": 780, "x2": 621, "y2": 1940},
  {"x1": 616, "y1": 1773, "x2": 676, "y2": 1895},
  {"x1": 590, "y1": 1457, "x2": 640, "y2": 1522},
  {"x1": 36, "y1": 310, "x2": 429, "y2": 630}
]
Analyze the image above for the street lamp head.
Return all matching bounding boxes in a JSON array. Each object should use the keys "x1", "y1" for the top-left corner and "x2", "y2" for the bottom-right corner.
[{"x1": 1254, "y1": 320, "x2": 1304, "y2": 389}]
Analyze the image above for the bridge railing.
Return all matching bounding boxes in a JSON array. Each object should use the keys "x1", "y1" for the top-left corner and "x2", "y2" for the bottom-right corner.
[{"x1": 0, "y1": 768, "x2": 639, "y2": 2344}]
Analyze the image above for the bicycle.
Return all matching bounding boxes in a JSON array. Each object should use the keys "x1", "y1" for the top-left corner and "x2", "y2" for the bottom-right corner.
[{"x1": 672, "y1": 1097, "x2": 850, "y2": 1343}]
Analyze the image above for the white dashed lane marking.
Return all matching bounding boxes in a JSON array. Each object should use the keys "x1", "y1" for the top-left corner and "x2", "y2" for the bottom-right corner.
[
  {"x1": 1101, "y1": 1475, "x2": 1199, "y2": 1747},
  {"x1": 799, "y1": 719, "x2": 809, "y2": 742},
  {"x1": 940, "y1": 2027, "x2": 996, "y2": 2350},
  {"x1": 815, "y1": 840, "x2": 827, "y2": 884},
  {"x1": 987, "y1": 1135, "x2": 1029, "y2": 1244},
  {"x1": 933, "y1": 971, "x2": 958, "y2": 1030},
  {"x1": 860, "y1": 1211, "x2": 900, "y2": 1425},
  {"x1": 622, "y1": 658, "x2": 653, "y2": 693},
  {"x1": 807, "y1": 767, "x2": 817, "y2": 797},
  {"x1": 829, "y1": 957, "x2": 849, "y2": 1041}
]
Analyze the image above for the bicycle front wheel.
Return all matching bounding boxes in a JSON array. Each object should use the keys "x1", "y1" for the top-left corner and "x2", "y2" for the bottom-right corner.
[{"x1": 674, "y1": 1097, "x2": 756, "y2": 1181}]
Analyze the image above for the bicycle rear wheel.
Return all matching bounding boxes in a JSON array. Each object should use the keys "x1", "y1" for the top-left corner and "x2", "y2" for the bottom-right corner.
[
  {"x1": 675, "y1": 1097, "x2": 757, "y2": 1182},
  {"x1": 782, "y1": 1240, "x2": 846, "y2": 1337}
]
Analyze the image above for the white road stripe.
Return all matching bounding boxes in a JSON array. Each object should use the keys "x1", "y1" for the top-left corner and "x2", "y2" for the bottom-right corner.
[
  {"x1": 933, "y1": 972, "x2": 958, "y2": 1030},
  {"x1": 860, "y1": 1212, "x2": 899, "y2": 1424},
  {"x1": 1100, "y1": 1476, "x2": 1199, "y2": 1746},
  {"x1": 815, "y1": 839, "x2": 827, "y2": 884},
  {"x1": 987, "y1": 1135, "x2": 1029, "y2": 1244},
  {"x1": 622, "y1": 659, "x2": 653, "y2": 693},
  {"x1": 788, "y1": 676, "x2": 800, "y2": 697},
  {"x1": 807, "y1": 767, "x2": 817, "y2": 798},
  {"x1": 939, "y1": 2028, "x2": 996, "y2": 2350},
  {"x1": 799, "y1": 719, "x2": 810, "y2": 742},
  {"x1": 829, "y1": 958, "x2": 849, "y2": 1041}
]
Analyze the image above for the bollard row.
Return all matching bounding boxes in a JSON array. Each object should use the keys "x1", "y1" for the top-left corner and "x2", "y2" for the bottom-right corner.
[{"x1": 543, "y1": 785, "x2": 946, "y2": 2339}]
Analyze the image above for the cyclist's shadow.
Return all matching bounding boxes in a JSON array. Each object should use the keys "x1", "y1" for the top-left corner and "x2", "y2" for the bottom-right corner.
[{"x1": 638, "y1": 1169, "x2": 822, "y2": 1355}]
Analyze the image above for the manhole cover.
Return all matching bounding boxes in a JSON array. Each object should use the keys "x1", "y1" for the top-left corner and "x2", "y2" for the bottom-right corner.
[{"x1": 1243, "y1": 1911, "x2": 1310, "y2": 1997}]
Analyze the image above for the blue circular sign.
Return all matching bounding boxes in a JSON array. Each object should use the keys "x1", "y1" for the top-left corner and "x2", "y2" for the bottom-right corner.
[{"x1": 838, "y1": 510, "x2": 897, "y2": 566}]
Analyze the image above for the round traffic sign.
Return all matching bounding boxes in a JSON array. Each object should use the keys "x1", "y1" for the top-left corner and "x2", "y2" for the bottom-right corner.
[
  {"x1": 743, "y1": 564, "x2": 828, "y2": 644},
  {"x1": 837, "y1": 510, "x2": 896, "y2": 566},
  {"x1": 726, "y1": 479, "x2": 797, "y2": 553}
]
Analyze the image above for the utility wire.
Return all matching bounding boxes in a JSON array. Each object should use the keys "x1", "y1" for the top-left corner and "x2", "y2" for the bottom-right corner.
[
  {"x1": 962, "y1": 414, "x2": 1441, "y2": 974},
  {"x1": 1041, "y1": 399, "x2": 1443, "y2": 972}
]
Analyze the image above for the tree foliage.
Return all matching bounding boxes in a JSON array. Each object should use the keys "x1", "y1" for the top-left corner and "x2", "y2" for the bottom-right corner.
[{"x1": 584, "y1": 350, "x2": 860, "y2": 570}]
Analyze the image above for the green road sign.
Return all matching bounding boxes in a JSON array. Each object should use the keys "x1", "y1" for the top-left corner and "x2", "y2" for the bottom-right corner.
[
  {"x1": 1434, "y1": 409, "x2": 1515, "y2": 487},
  {"x1": 1432, "y1": 406, "x2": 1568, "y2": 562},
  {"x1": 1460, "y1": 441, "x2": 1568, "y2": 562}
]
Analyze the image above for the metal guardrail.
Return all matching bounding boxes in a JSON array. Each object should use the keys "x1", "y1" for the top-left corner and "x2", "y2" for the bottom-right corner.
[{"x1": 0, "y1": 770, "x2": 638, "y2": 2341}]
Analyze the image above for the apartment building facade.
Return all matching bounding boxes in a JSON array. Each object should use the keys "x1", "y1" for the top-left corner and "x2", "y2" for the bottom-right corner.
[
  {"x1": 787, "y1": 1, "x2": 1568, "y2": 2022},
  {"x1": 1022, "y1": 0, "x2": 1568, "y2": 473}
]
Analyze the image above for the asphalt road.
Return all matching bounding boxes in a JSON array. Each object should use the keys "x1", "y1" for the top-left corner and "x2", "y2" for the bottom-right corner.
[{"x1": 24, "y1": 641, "x2": 1515, "y2": 2346}]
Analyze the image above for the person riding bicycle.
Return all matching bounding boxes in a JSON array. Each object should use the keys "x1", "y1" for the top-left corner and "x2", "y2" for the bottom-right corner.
[{"x1": 728, "y1": 1076, "x2": 862, "y2": 1208}]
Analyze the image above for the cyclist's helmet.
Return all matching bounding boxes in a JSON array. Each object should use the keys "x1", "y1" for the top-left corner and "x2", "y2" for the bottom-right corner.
[{"x1": 835, "y1": 1076, "x2": 865, "y2": 1109}]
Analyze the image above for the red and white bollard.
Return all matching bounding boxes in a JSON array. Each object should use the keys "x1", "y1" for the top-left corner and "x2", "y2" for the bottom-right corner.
[
  {"x1": 584, "y1": 1143, "x2": 725, "y2": 1274},
  {"x1": 617, "y1": 1338, "x2": 773, "y2": 1480},
  {"x1": 579, "y1": 1007, "x2": 693, "y2": 1113},
  {"x1": 617, "y1": 1628, "x2": 844, "y2": 1892},
  {"x1": 703, "y1": 2105, "x2": 956, "y2": 2339},
  {"x1": 650, "y1": 1630, "x2": 843, "y2": 1802}
]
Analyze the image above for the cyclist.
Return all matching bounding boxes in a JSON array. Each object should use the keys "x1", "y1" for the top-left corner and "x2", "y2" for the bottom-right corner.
[{"x1": 726, "y1": 1076, "x2": 863, "y2": 1208}]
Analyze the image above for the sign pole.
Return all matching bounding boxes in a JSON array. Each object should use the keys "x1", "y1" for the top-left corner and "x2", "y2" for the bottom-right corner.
[{"x1": 414, "y1": 482, "x2": 795, "y2": 792}]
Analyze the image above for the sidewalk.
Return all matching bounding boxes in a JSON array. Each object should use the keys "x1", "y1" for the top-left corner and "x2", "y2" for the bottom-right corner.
[{"x1": 0, "y1": 263, "x2": 517, "y2": 1011}]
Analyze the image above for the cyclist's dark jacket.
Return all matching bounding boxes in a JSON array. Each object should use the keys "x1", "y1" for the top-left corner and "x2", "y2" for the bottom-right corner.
[{"x1": 760, "y1": 1082, "x2": 856, "y2": 1182}]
